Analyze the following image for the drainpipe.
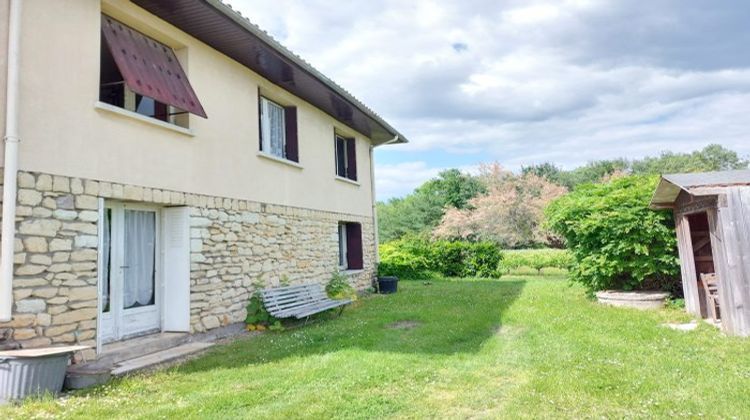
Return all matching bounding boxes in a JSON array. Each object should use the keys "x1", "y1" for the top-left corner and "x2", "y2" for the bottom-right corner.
[
  {"x1": 370, "y1": 135, "x2": 399, "y2": 265},
  {"x1": 0, "y1": 0, "x2": 22, "y2": 322}
]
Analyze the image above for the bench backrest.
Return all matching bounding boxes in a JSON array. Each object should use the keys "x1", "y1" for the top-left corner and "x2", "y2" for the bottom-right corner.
[{"x1": 260, "y1": 283, "x2": 328, "y2": 316}]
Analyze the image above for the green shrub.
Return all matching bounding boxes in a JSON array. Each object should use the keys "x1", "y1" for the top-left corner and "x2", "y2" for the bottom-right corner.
[
  {"x1": 378, "y1": 236, "x2": 502, "y2": 279},
  {"x1": 500, "y1": 249, "x2": 572, "y2": 274},
  {"x1": 378, "y1": 235, "x2": 434, "y2": 279},
  {"x1": 545, "y1": 175, "x2": 680, "y2": 292},
  {"x1": 245, "y1": 293, "x2": 277, "y2": 326},
  {"x1": 326, "y1": 271, "x2": 358, "y2": 301}
]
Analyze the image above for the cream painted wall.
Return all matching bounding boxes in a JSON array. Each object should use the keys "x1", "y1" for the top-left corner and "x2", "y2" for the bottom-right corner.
[{"x1": 8, "y1": 0, "x2": 376, "y2": 217}]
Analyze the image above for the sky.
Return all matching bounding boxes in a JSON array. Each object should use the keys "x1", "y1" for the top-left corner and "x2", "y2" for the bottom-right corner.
[{"x1": 233, "y1": 0, "x2": 750, "y2": 200}]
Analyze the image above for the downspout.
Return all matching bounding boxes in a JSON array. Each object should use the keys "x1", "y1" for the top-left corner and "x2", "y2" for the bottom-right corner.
[
  {"x1": 370, "y1": 135, "x2": 399, "y2": 265},
  {"x1": 0, "y1": 0, "x2": 22, "y2": 322}
]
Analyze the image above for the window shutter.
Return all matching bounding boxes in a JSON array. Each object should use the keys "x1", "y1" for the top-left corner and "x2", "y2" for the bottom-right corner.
[
  {"x1": 101, "y1": 14, "x2": 207, "y2": 118},
  {"x1": 285, "y1": 106, "x2": 298, "y2": 162},
  {"x1": 346, "y1": 138, "x2": 357, "y2": 181},
  {"x1": 161, "y1": 206, "x2": 191, "y2": 332},
  {"x1": 346, "y1": 222, "x2": 363, "y2": 270}
]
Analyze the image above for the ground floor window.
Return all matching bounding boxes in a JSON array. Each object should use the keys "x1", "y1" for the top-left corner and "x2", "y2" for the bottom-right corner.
[{"x1": 338, "y1": 222, "x2": 363, "y2": 270}]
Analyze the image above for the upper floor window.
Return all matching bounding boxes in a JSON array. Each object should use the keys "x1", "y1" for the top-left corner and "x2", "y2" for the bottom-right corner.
[
  {"x1": 259, "y1": 96, "x2": 298, "y2": 162},
  {"x1": 99, "y1": 14, "x2": 207, "y2": 128},
  {"x1": 335, "y1": 135, "x2": 357, "y2": 181}
]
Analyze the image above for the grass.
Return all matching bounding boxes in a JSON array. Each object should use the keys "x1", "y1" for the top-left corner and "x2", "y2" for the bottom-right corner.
[{"x1": 4, "y1": 275, "x2": 750, "y2": 418}]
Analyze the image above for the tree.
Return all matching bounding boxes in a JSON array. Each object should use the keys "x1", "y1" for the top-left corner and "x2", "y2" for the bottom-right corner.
[
  {"x1": 377, "y1": 169, "x2": 485, "y2": 243},
  {"x1": 418, "y1": 169, "x2": 486, "y2": 210},
  {"x1": 630, "y1": 144, "x2": 748, "y2": 175},
  {"x1": 434, "y1": 163, "x2": 567, "y2": 248},
  {"x1": 521, "y1": 162, "x2": 565, "y2": 187}
]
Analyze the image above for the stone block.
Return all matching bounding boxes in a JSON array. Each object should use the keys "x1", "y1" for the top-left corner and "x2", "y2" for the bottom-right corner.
[
  {"x1": 84, "y1": 180, "x2": 100, "y2": 196},
  {"x1": 18, "y1": 189, "x2": 42, "y2": 206},
  {"x1": 67, "y1": 286, "x2": 97, "y2": 301},
  {"x1": 52, "y1": 307, "x2": 97, "y2": 325},
  {"x1": 70, "y1": 178, "x2": 84, "y2": 194},
  {"x1": 13, "y1": 329, "x2": 37, "y2": 340},
  {"x1": 18, "y1": 172, "x2": 36, "y2": 188},
  {"x1": 56, "y1": 194, "x2": 75, "y2": 209},
  {"x1": 53, "y1": 176, "x2": 70, "y2": 192},
  {"x1": 0, "y1": 314, "x2": 36, "y2": 328},
  {"x1": 36, "y1": 174, "x2": 53, "y2": 191},
  {"x1": 50, "y1": 238, "x2": 73, "y2": 251},
  {"x1": 29, "y1": 254, "x2": 53, "y2": 266},
  {"x1": 16, "y1": 264, "x2": 46, "y2": 276},
  {"x1": 19, "y1": 219, "x2": 62, "y2": 237},
  {"x1": 31, "y1": 287, "x2": 58, "y2": 298},
  {"x1": 71, "y1": 249, "x2": 97, "y2": 261},
  {"x1": 75, "y1": 195, "x2": 99, "y2": 210},
  {"x1": 16, "y1": 299, "x2": 46, "y2": 314},
  {"x1": 23, "y1": 237, "x2": 49, "y2": 254},
  {"x1": 53, "y1": 209, "x2": 79, "y2": 220},
  {"x1": 74, "y1": 235, "x2": 98, "y2": 249},
  {"x1": 78, "y1": 211, "x2": 99, "y2": 222}
]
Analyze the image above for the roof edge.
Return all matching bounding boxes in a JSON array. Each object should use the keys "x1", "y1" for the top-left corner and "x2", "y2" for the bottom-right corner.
[{"x1": 204, "y1": 0, "x2": 408, "y2": 145}]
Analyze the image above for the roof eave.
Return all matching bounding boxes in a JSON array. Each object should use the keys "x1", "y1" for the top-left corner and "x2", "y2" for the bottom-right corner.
[{"x1": 202, "y1": 0, "x2": 409, "y2": 145}]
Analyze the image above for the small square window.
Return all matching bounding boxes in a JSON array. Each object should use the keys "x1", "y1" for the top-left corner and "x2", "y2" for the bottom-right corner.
[
  {"x1": 335, "y1": 135, "x2": 357, "y2": 181},
  {"x1": 338, "y1": 222, "x2": 363, "y2": 270}
]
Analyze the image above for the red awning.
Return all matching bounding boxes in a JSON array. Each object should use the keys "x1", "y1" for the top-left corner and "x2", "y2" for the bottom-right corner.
[{"x1": 101, "y1": 14, "x2": 207, "y2": 118}]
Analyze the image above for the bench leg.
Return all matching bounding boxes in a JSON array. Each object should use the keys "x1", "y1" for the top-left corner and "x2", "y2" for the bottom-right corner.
[{"x1": 337, "y1": 306, "x2": 345, "y2": 318}]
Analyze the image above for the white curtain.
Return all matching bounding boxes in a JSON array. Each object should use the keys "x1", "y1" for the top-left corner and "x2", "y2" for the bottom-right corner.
[
  {"x1": 102, "y1": 209, "x2": 111, "y2": 312},
  {"x1": 123, "y1": 210, "x2": 156, "y2": 308},
  {"x1": 261, "y1": 97, "x2": 286, "y2": 157}
]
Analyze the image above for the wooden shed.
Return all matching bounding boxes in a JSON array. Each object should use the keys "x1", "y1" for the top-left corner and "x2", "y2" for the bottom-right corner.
[{"x1": 650, "y1": 170, "x2": 750, "y2": 336}]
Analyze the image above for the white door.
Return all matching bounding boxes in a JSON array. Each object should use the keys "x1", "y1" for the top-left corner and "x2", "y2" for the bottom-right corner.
[{"x1": 100, "y1": 203, "x2": 161, "y2": 343}]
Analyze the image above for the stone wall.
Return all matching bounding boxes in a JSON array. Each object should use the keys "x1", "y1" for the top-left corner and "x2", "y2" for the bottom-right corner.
[
  {"x1": 189, "y1": 204, "x2": 375, "y2": 332},
  {"x1": 0, "y1": 172, "x2": 100, "y2": 357},
  {"x1": 0, "y1": 171, "x2": 376, "y2": 354}
]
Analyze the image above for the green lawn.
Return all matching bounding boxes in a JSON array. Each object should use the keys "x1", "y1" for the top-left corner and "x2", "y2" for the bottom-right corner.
[{"x1": 4, "y1": 276, "x2": 750, "y2": 419}]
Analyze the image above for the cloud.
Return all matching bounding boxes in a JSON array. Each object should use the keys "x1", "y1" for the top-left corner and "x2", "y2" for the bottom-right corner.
[{"x1": 233, "y1": 0, "x2": 750, "y2": 199}]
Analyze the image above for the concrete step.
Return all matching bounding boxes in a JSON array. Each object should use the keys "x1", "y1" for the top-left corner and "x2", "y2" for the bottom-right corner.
[
  {"x1": 100, "y1": 332, "x2": 190, "y2": 365},
  {"x1": 111, "y1": 342, "x2": 214, "y2": 376}
]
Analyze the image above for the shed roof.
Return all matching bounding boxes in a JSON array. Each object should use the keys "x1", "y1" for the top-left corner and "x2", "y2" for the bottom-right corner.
[
  {"x1": 130, "y1": 0, "x2": 407, "y2": 146},
  {"x1": 650, "y1": 169, "x2": 750, "y2": 209}
]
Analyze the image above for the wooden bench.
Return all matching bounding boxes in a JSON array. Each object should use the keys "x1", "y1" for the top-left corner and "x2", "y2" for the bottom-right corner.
[{"x1": 260, "y1": 283, "x2": 351, "y2": 320}]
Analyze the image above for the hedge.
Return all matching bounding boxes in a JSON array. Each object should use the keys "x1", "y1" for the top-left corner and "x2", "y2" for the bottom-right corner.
[
  {"x1": 378, "y1": 236, "x2": 502, "y2": 279},
  {"x1": 500, "y1": 249, "x2": 572, "y2": 274}
]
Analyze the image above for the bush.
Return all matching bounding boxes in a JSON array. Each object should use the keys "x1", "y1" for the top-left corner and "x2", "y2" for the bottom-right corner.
[
  {"x1": 378, "y1": 236, "x2": 502, "y2": 279},
  {"x1": 326, "y1": 271, "x2": 358, "y2": 301},
  {"x1": 545, "y1": 175, "x2": 680, "y2": 292},
  {"x1": 245, "y1": 293, "x2": 278, "y2": 326},
  {"x1": 500, "y1": 249, "x2": 572, "y2": 274},
  {"x1": 378, "y1": 236, "x2": 434, "y2": 279}
]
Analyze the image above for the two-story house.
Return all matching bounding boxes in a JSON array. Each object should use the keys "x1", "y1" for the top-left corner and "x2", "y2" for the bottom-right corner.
[{"x1": 0, "y1": 0, "x2": 406, "y2": 359}]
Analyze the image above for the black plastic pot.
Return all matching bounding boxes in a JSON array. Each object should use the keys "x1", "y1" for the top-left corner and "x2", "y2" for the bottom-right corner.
[{"x1": 377, "y1": 276, "x2": 399, "y2": 294}]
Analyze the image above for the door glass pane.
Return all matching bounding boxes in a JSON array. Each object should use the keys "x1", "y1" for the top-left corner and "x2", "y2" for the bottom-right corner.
[
  {"x1": 123, "y1": 210, "x2": 156, "y2": 309},
  {"x1": 102, "y1": 208, "x2": 112, "y2": 313}
]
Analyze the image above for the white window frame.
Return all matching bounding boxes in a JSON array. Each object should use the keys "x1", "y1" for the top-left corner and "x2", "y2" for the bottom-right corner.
[
  {"x1": 260, "y1": 96, "x2": 287, "y2": 158},
  {"x1": 338, "y1": 223, "x2": 348, "y2": 270},
  {"x1": 335, "y1": 135, "x2": 349, "y2": 177}
]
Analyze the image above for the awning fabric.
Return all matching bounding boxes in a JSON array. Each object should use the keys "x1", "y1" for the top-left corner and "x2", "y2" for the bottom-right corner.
[{"x1": 101, "y1": 14, "x2": 207, "y2": 118}]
